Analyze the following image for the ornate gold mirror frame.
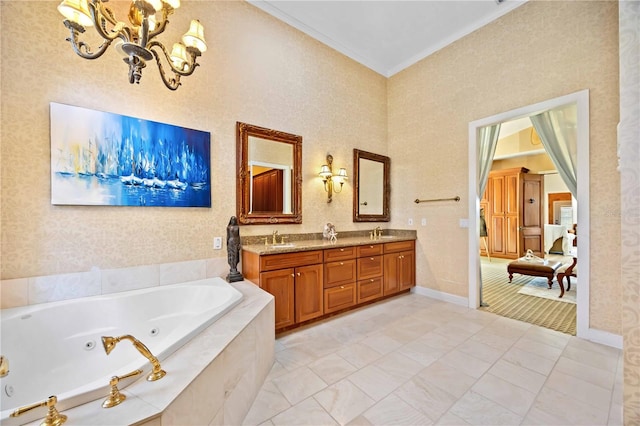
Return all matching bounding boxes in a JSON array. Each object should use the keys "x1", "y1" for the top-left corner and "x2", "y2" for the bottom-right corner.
[{"x1": 236, "y1": 122, "x2": 302, "y2": 224}]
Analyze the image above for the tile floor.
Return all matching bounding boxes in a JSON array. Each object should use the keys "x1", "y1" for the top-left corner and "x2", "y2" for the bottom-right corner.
[{"x1": 243, "y1": 293, "x2": 623, "y2": 425}]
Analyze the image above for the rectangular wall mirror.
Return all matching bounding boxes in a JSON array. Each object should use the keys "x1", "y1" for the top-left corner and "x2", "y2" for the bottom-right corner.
[
  {"x1": 353, "y1": 149, "x2": 390, "y2": 222},
  {"x1": 236, "y1": 122, "x2": 302, "y2": 224}
]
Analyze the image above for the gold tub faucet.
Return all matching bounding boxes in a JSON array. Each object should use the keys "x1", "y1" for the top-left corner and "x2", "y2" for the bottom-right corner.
[
  {"x1": 0, "y1": 355, "x2": 8, "y2": 377},
  {"x1": 11, "y1": 395, "x2": 67, "y2": 426},
  {"x1": 101, "y1": 335, "x2": 166, "y2": 381}
]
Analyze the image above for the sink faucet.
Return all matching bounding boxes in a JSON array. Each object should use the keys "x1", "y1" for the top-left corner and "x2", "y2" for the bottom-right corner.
[
  {"x1": 102, "y1": 335, "x2": 166, "y2": 381},
  {"x1": 272, "y1": 230, "x2": 279, "y2": 244},
  {"x1": 0, "y1": 356, "x2": 8, "y2": 377},
  {"x1": 374, "y1": 226, "x2": 382, "y2": 239}
]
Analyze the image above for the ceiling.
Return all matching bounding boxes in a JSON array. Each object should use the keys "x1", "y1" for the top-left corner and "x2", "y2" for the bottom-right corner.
[{"x1": 247, "y1": 0, "x2": 527, "y2": 77}]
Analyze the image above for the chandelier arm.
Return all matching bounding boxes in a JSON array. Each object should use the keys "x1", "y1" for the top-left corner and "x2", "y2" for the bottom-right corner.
[
  {"x1": 148, "y1": 41, "x2": 200, "y2": 77},
  {"x1": 63, "y1": 21, "x2": 112, "y2": 60},
  {"x1": 149, "y1": 48, "x2": 182, "y2": 90}
]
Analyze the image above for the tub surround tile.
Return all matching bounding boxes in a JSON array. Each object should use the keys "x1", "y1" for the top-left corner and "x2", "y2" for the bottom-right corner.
[
  {"x1": 101, "y1": 264, "x2": 159, "y2": 294},
  {"x1": 0, "y1": 278, "x2": 28, "y2": 308},
  {"x1": 28, "y1": 269, "x2": 101, "y2": 304},
  {"x1": 206, "y1": 257, "x2": 230, "y2": 279},
  {"x1": 159, "y1": 259, "x2": 207, "y2": 286}
]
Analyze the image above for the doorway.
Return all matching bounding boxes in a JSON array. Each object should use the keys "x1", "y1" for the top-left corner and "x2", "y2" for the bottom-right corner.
[{"x1": 468, "y1": 90, "x2": 591, "y2": 338}]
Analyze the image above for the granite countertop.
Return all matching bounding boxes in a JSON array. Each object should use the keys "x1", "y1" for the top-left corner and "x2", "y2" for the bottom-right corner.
[{"x1": 241, "y1": 230, "x2": 416, "y2": 255}]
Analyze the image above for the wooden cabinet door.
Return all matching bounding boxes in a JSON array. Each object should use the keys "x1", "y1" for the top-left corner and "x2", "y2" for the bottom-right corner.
[
  {"x1": 398, "y1": 250, "x2": 415, "y2": 291},
  {"x1": 383, "y1": 253, "x2": 400, "y2": 295},
  {"x1": 260, "y1": 269, "x2": 295, "y2": 330},
  {"x1": 295, "y1": 264, "x2": 323, "y2": 323}
]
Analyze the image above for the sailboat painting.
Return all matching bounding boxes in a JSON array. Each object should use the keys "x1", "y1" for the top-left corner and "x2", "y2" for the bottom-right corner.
[{"x1": 50, "y1": 103, "x2": 211, "y2": 207}]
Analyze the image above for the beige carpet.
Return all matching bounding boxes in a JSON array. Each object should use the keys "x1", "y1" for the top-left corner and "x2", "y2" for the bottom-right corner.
[{"x1": 480, "y1": 258, "x2": 576, "y2": 335}]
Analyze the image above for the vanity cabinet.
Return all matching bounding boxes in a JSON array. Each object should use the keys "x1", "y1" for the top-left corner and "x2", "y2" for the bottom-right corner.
[
  {"x1": 244, "y1": 249, "x2": 323, "y2": 330},
  {"x1": 242, "y1": 239, "x2": 415, "y2": 332},
  {"x1": 383, "y1": 240, "x2": 416, "y2": 295}
]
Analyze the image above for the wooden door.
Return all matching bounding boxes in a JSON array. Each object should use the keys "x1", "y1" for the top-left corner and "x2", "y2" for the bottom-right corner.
[
  {"x1": 252, "y1": 169, "x2": 284, "y2": 212},
  {"x1": 295, "y1": 264, "x2": 323, "y2": 323},
  {"x1": 520, "y1": 173, "x2": 544, "y2": 256},
  {"x1": 260, "y1": 269, "x2": 295, "y2": 329}
]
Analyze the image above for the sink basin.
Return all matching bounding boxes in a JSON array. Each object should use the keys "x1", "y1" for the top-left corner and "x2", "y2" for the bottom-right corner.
[
  {"x1": 379, "y1": 236, "x2": 395, "y2": 239},
  {"x1": 268, "y1": 243, "x2": 297, "y2": 248}
]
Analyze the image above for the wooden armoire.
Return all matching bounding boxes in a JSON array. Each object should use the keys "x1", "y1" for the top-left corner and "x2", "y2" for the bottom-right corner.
[{"x1": 480, "y1": 167, "x2": 544, "y2": 259}]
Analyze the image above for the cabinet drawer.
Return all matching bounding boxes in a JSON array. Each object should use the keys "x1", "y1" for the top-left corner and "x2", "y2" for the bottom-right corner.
[
  {"x1": 324, "y1": 259, "x2": 357, "y2": 288},
  {"x1": 357, "y1": 277, "x2": 383, "y2": 303},
  {"x1": 357, "y1": 244, "x2": 383, "y2": 257},
  {"x1": 324, "y1": 283, "x2": 356, "y2": 314},
  {"x1": 384, "y1": 240, "x2": 415, "y2": 254},
  {"x1": 260, "y1": 250, "x2": 323, "y2": 271},
  {"x1": 324, "y1": 246, "x2": 357, "y2": 262},
  {"x1": 357, "y1": 255, "x2": 383, "y2": 280}
]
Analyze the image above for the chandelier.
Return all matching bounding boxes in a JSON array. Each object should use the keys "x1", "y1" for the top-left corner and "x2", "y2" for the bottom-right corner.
[{"x1": 57, "y1": 0, "x2": 207, "y2": 90}]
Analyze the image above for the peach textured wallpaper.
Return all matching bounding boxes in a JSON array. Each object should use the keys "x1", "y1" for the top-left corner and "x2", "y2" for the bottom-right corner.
[
  {"x1": 0, "y1": 1, "x2": 387, "y2": 279},
  {"x1": 387, "y1": 1, "x2": 621, "y2": 335}
]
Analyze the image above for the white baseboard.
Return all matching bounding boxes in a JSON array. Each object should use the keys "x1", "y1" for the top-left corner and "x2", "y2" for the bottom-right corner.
[
  {"x1": 412, "y1": 286, "x2": 468, "y2": 307},
  {"x1": 580, "y1": 327, "x2": 623, "y2": 349}
]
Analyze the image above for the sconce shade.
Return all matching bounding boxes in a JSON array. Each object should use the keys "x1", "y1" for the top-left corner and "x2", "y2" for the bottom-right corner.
[
  {"x1": 57, "y1": 0, "x2": 93, "y2": 27},
  {"x1": 165, "y1": 0, "x2": 181, "y2": 9},
  {"x1": 337, "y1": 168, "x2": 348, "y2": 180},
  {"x1": 182, "y1": 20, "x2": 207, "y2": 53},
  {"x1": 319, "y1": 165, "x2": 332, "y2": 179}
]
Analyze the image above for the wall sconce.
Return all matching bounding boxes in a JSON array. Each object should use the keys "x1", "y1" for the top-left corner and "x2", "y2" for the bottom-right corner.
[
  {"x1": 319, "y1": 154, "x2": 348, "y2": 203},
  {"x1": 57, "y1": 0, "x2": 206, "y2": 90}
]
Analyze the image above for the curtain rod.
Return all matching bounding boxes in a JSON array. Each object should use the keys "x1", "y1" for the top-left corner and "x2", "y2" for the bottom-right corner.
[{"x1": 414, "y1": 196, "x2": 461, "y2": 204}]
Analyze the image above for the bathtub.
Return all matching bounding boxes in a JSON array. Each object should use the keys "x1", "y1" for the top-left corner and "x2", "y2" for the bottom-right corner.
[{"x1": 0, "y1": 277, "x2": 243, "y2": 425}]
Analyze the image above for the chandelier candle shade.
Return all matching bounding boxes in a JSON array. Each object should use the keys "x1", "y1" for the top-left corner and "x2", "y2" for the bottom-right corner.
[
  {"x1": 319, "y1": 154, "x2": 348, "y2": 203},
  {"x1": 57, "y1": 0, "x2": 207, "y2": 90}
]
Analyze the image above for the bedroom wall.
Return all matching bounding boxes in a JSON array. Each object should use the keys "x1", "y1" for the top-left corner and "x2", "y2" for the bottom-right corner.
[
  {"x1": 0, "y1": 1, "x2": 387, "y2": 280},
  {"x1": 387, "y1": 1, "x2": 621, "y2": 334}
]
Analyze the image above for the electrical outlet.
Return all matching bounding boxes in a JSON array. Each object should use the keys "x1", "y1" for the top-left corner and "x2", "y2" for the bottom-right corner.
[
  {"x1": 459, "y1": 219, "x2": 469, "y2": 228},
  {"x1": 421, "y1": 218, "x2": 427, "y2": 226},
  {"x1": 408, "y1": 218, "x2": 414, "y2": 226},
  {"x1": 213, "y1": 237, "x2": 222, "y2": 249}
]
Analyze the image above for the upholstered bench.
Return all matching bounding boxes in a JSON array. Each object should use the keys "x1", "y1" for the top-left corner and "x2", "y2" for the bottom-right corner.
[
  {"x1": 556, "y1": 257, "x2": 578, "y2": 298},
  {"x1": 507, "y1": 258, "x2": 563, "y2": 288}
]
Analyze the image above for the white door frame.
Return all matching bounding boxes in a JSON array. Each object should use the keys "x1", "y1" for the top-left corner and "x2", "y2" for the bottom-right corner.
[{"x1": 467, "y1": 90, "x2": 593, "y2": 339}]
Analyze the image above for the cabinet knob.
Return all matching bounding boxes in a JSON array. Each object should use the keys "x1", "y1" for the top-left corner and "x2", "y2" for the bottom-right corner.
[
  {"x1": 370, "y1": 279, "x2": 374, "y2": 282},
  {"x1": 297, "y1": 272, "x2": 301, "y2": 277},
  {"x1": 340, "y1": 286, "x2": 344, "y2": 289},
  {"x1": 340, "y1": 262, "x2": 344, "y2": 265},
  {"x1": 291, "y1": 273, "x2": 295, "y2": 277},
  {"x1": 369, "y1": 245, "x2": 374, "y2": 248},
  {"x1": 340, "y1": 248, "x2": 344, "y2": 252},
  {"x1": 370, "y1": 257, "x2": 374, "y2": 261}
]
